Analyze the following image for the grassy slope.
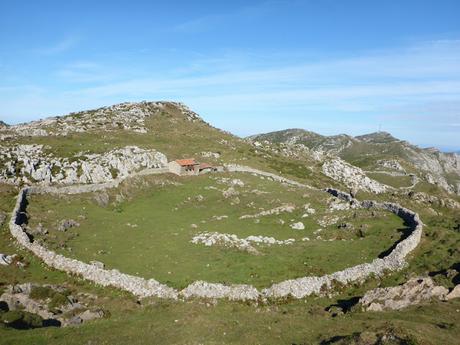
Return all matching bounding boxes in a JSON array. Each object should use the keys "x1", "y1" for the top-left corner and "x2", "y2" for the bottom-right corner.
[
  {"x1": 1, "y1": 107, "x2": 460, "y2": 343},
  {"x1": 26, "y1": 172, "x2": 402, "y2": 289},
  {"x1": 366, "y1": 172, "x2": 413, "y2": 188},
  {"x1": 1, "y1": 170, "x2": 460, "y2": 344}
]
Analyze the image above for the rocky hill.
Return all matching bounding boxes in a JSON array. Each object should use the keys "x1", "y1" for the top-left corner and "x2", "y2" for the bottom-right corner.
[
  {"x1": 2, "y1": 103, "x2": 459, "y2": 199},
  {"x1": 249, "y1": 129, "x2": 460, "y2": 195},
  {"x1": 1, "y1": 102, "x2": 337, "y2": 189}
]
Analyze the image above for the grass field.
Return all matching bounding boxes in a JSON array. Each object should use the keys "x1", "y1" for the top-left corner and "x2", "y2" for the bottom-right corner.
[
  {"x1": 366, "y1": 172, "x2": 414, "y2": 188},
  {"x1": 2, "y1": 173, "x2": 460, "y2": 344},
  {"x1": 26, "y1": 172, "x2": 406, "y2": 289}
]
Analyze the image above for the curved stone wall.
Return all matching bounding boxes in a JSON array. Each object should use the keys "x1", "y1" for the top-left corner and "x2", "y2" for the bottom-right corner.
[
  {"x1": 9, "y1": 187, "x2": 178, "y2": 299},
  {"x1": 8, "y1": 166, "x2": 423, "y2": 301}
]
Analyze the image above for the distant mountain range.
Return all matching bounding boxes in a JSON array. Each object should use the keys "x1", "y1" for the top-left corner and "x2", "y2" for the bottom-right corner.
[{"x1": 248, "y1": 128, "x2": 460, "y2": 195}]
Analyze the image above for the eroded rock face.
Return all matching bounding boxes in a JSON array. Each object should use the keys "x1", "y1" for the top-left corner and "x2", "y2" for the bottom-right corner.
[
  {"x1": 359, "y1": 277, "x2": 449, "y2": 311},
  {"x1": 322, "y1": 158, "x2": 388, "y2": 194},
  {"x1": 0, "y1": 145, "x2": 167, "y2": 185}
]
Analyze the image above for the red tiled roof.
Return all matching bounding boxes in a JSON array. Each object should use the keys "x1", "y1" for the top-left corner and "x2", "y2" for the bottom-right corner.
[
  {"x1": 175, "y1": 159, "x2": 197, "y2": 166},
  {"x1": 199, "y1": 163, "x2": 212, "y2": 169}
]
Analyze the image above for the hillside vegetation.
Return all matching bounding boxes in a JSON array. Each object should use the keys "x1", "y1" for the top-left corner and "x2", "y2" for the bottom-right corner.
[{"x1": 0, "y1": 102, "x2": 459, "y2": 344}]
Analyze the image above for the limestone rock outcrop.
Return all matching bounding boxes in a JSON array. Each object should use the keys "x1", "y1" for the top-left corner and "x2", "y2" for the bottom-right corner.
[
  {"x1": 322, "y1": 158, "x2": 388, "y2": 194},
  {"x1": 0, "y1": 145, "x2": 167, "y2": 185},
  {"x1": 359, "y1": 277, "x2": 450, "y2": 311}
]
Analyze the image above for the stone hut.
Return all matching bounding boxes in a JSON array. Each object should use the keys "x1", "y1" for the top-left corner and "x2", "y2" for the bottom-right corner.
[{"x1": 168, "y1": 159, "x2": 200, "y2": 175}]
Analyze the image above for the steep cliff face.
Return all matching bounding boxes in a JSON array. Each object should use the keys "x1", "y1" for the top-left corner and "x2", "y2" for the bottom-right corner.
[{"x1": 249, "y1": 129, "x2": 460, "y2": 195}]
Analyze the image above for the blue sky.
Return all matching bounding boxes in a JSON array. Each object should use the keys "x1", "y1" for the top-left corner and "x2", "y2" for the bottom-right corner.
[{"x1": 1, "y1": 1, "x2": 460, "y2": 151}]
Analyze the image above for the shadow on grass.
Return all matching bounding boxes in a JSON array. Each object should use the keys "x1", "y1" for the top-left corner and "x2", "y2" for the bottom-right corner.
[{"x1": 378, "y1": 219, "x2": 413, "y2": 259}]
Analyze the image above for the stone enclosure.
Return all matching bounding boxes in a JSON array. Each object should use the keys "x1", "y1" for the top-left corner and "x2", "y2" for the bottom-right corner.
[{"x1": 8, "y1": 165, "x2": 423, "y2": 301}]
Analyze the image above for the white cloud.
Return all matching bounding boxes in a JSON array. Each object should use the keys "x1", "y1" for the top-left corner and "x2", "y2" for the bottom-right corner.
[{"x1": 1, "y1": 38, "x2": 460, "y2": 148}]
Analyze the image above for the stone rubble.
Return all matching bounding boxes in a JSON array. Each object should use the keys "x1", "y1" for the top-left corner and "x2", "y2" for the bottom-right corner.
[
  {"x1": 239, "y1": 204, "x2": 295, "y2": 219},
  {"x1": 290, "y1": 222, "x2": 305, "y2": 230},
  {"x1": 0, "y1": 253, "x2": 17, "y2": 266},
  {"x1": 191, "y1": 232, "x2": 259, "y2": 254},
  {"x1": 201, "y1": 151, "x2": 221, "y2": 159},
  {"x1": 0, "y1": 283, "x2": 105, "y2": 327},
  {"x1": 359, "y1": 277, "x2": 450, "y2": 311},
  {"x1": 57, "y1": 219, "x2": 80, "y2": 232},
  {"x1": 190, "y1": 232, "x2": 296, "y2": 254}
]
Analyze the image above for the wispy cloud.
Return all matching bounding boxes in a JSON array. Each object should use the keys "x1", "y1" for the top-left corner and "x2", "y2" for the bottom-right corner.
[
  {"x1": 35, "y1": 35, "x2": 80, "y2": 55},
  {"x1": 2, "y1": 39, "x2": 460, "y2": 148},
  {"x1": 171, "y1": 1, "x2": 278, "y2": 33}
]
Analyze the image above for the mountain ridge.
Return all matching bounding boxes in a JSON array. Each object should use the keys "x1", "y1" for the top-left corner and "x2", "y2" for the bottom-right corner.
[{"x1": 248, "y1": 128, "x2": 460, "y2": 195}]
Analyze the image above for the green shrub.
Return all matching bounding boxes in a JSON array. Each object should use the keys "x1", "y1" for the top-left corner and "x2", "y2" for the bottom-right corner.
[
  {"x1": 48, "y1": 293, "x2": 69, "y2": 311},
  {"x1": 30, "y1": 286, "x2": 54, "y2": 300},
  {"x1": 0, "y1": 310, "x2": 43, "y2": 329}
]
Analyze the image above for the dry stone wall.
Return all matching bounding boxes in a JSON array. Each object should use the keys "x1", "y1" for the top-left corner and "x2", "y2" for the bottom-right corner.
[
  {"x1": 225, "y1": 164, "x2": 313, "y2": 188},
  {"x1": 9, "y1": 187, "x2": 178, "y2": 299},
  {"x1": 8, "y1": 166, "x2": 423, "y2": 301}
]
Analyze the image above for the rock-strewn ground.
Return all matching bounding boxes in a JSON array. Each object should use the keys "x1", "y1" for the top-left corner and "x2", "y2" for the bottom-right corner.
[{"x1": 0, "y1": 145, "x2": 167, "y2": 185}]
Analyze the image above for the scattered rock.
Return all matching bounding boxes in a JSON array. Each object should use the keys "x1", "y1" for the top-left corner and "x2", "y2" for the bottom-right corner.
[
  {"x1": 222, "y1": 187, "x2": 239, "y2": 198},
  {"x1": 94, "y1": 192, "x2": 110, "y2": 207},
  {"x1": 290, "y1": 222, "x2": 305, "y2": 230},
  {"x1": 0, "y1": 253, "x2": 17, "y2": 266},
  {"x1": 28, "y1": 223, "x2": 48, "y2": 236},
  {"x1": 230, "y1": 179, "x2": 245, "y2": 187},
  {"x1": 337, "y1": 223, "x2": 354, "y2": 230},
  {"x1": 446, "y1": 284, "x2": 460, "y2": 300},
  {"x1": 200, "y1": 151, "x2": 220, "y2": 159},
  {"x1": 89, "y1": 261, "x2": 105, "y2": 269},
  {"x1": 191, "y1": 232, "x2": 296, "y2": 254},
  {"x1": 359, "y1": 277, "x2": 449, "y2": 311},
  {"x1": 240, "y1": 204, "x2": 295, "y2": 219},
  {"x1": 0, "y1": 283, "x2": 106, "y2": 328},
  {"x1": 78, "y1": 309, "x2": 104, "y2": 322},
  {"x1": 57, "y1": 219, "x2": 80, "y2": 232}
]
